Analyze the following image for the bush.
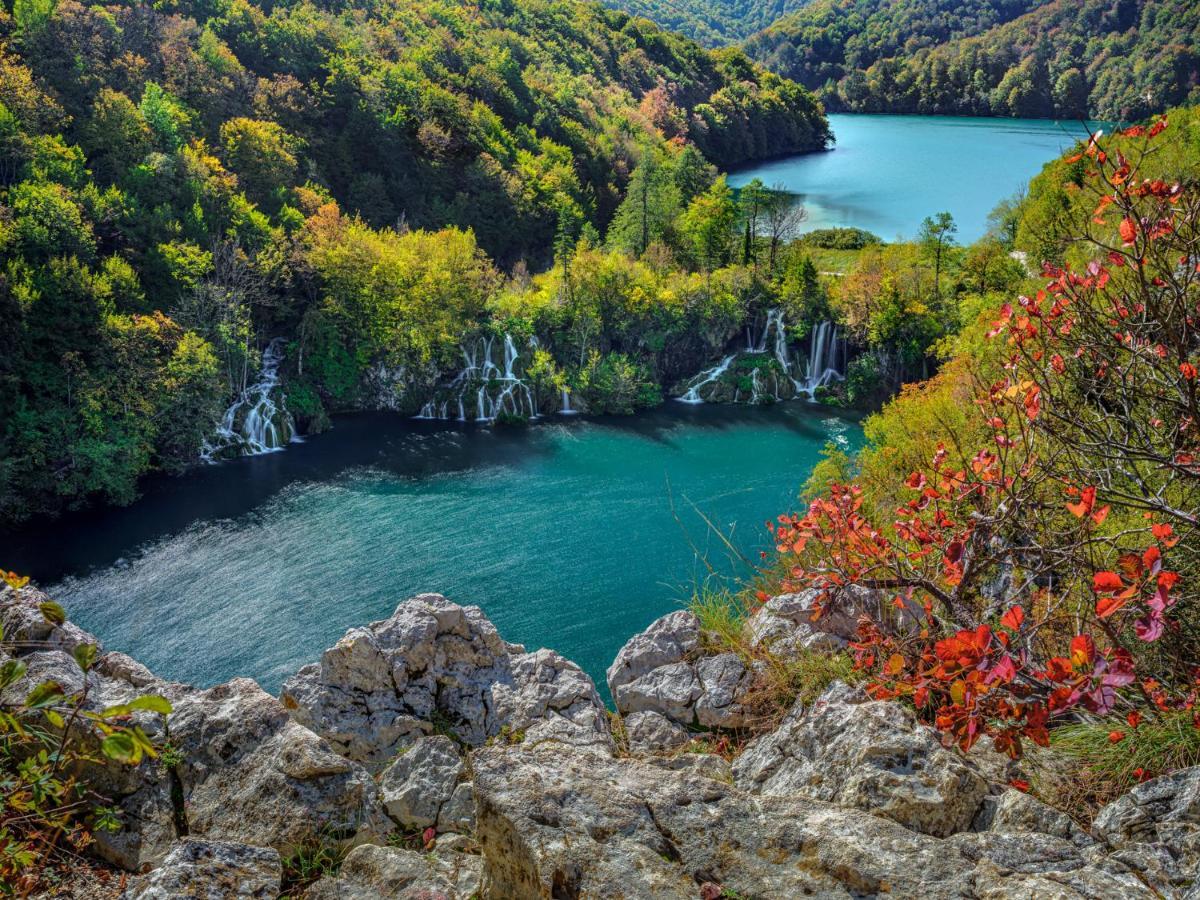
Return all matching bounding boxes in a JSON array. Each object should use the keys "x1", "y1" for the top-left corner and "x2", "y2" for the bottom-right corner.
[
  {"x1": 0, "y1": 574, "x2": 171, "y2": 893},
  {"x1": 797, "y1": 227, "x2": 883, "y2": 250}
]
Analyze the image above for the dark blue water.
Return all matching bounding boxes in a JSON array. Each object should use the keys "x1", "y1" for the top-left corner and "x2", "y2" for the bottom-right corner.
[
  {"x1": 730, "y1": 114, "x2": 1099, "y2": 242},
  {"x1": 4, "y1": 405, "x2": 861, "y2": 698}
]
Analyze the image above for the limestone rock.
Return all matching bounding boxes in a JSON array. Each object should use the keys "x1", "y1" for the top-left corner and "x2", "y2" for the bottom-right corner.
[
  {"x1": 748, "y1": 584, "x2": 915, "y2": 652},
  {"x1": 438, "y1": 781, "x2": 477, "y2": 833},
  {"x1": 379, "y1": 735, "x2": 464, "y2": 829},
  {"x1": 1093, "y1": 766, "x2": 1200, "y2": 891},
  {"x1": 746, "y1": 592, "x2": 849, "y2": 655},
  {"x1": 120, "y1": 840, "x2": 280, "y2": 899},
  {"x1": 732, "y1": 685, "x2": 988, "y2": 837},
  {"x1": 306, "y1": 844, "x2": 483, "y2": 900},
  {"x1": 607, "y1": 613, "x2": 754, "y2": 729},
  {"x1": 611, "y1": 660, "x2": 700, "y2": 722},
  {"x1": 95, "y1": 677, "x2": 389, "y2": 871},
  {"x1": 974, "y1": 788, "x2": 1092, "y2": 847},
  {"x1": 623, "y1": 710, "x2": 689, "y2": 753},
  {"x1": 472, "y1": 742, "x2": 1148, "y2": 899},
  {"x1": 693, "y1": 652, "x2": 752, "y2": 728},
  {"x1": 605, "y1": 610, "x2": 700, "y2": 696},
  {"x1": 0, "y1": 584, "x2": 96, "y2": 653},
  {"x1": 281, "y1": 594, "x2": 612, "y2": 768}
]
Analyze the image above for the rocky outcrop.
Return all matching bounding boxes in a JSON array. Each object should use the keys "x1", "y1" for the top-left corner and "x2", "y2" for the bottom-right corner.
[
  {"x1": 379, "y1": 735, "x2": 465, "y2": 829},
  {"x1": 1, "y1": 586, "x2": 388, "y2": 872},
  {"x1": 1093, "y1": 767, "x2": 1200, "y2": 893},
  {"x1": 281, "y1": 594, "x2": 613, "y2": 768},
  {"x1": 307, "y1": 843, "x2": 483, "y2": 899},
  {"x1": 120, "y1": 840, "x2": 281, "y2": 899},
  {"x1": 472, "y1": 741, "x2": 1150, "y2": 899},
  {"x1": 733, "y1": 684, "x2": 989, "y2": 836},
  {"x1": 623, "y1": 710, "x2": 690, "y2": 753},
  {"x1": 5, "y1": 584, "x2": 1196, "y2": 899},
  {"x1": 606, "y1": 611, "x2": 753, "y2": 729},
  {"x1": 748, "y1": 584, "x2": 918, "y2": 653}
]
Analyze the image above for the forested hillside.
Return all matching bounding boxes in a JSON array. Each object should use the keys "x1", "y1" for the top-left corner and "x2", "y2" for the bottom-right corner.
[
  {"x1": 0, "y1": 0, "x2": 831, "y2": 523},
  {"x1": 747, "y1": 0, "x2": 1200, "y2": 119},
  {"x1": 598, "y1": 0, "x2": 808, "y2": 47}
]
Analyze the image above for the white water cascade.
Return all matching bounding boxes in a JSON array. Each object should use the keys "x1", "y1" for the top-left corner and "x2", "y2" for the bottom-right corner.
[
  {"x1": 799, "y1": 320, "x2": 845, "y2": 398},
  {"x1": 560, "y1": 388, "x2": 578, "y2": 415},
  {"x1": 201, "y1": 338, "x2": 297, "y2": 461},
  {"x1": 677, "y1": 355, "x2": 736, "y2": 404},
  {"x1": 415, "y1": 334, "x2": 539, "y2": 422}
]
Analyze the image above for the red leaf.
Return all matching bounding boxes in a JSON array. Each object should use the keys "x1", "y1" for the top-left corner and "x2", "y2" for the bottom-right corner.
[
  {"x1": 1092, "y1": 571, "x2": 1124, "y2": 592},
  {"x1": 1000, "y1": 605, "x2": 1025, "y2": 632},
  {"x1": 1119, "y1": 217, "x2": 1138, "y2": 244},
  {"x1": 1096, "y1": 596, "x2": 1128, "y2": 618}
]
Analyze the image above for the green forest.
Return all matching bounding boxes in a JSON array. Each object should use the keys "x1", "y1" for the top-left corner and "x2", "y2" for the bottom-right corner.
[
  {"x1": 748, "y1": 0, "x2": 1200, "y2": 119},
  {"x1": 0, "y1": 0, "x2": 830, "y2": 524}
]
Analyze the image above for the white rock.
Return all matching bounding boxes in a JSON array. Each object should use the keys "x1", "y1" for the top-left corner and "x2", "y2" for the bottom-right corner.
[
  {"x1": 306, "y1": 843, "x2": 483, "y2": 899},
  {"x1": 120, "y1": 840, "x2": 280, "y2": 899},
  {"x1": 282, "y1": 594, "x2": 612, "y2": 767},
  {"x1": 605, "y1": 610, "x2": 700, "y2": 696},
  {"x1": 624, "y1": 710, "x2": 690, "y2": 753},
  {"x1": 733, "y1": 685, "x2": 988, "y2": 837},
  {"x1": 379, "y1": 735, "x2": 464, "y2": 828}
]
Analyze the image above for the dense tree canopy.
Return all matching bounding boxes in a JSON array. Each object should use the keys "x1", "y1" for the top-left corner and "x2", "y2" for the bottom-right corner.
[{"x1": 747, "y1": 0, "x2": 1200, "y2": 120}]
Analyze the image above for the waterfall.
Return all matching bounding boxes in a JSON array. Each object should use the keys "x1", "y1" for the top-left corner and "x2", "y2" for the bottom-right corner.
[
  {"x1": 560, "y1": 388, "x2": 578, "y2": 415},
  {"x1": 799, "y1": 320, "x2": 845, "y2": 398},
  {"x1": 677, "y1": 355, "x2": 736, "y2": 404},
  {"x1": 416, "y1": 333, "x2": 539, "y2": 423},
  {"x1": 201, "y1": 338, "x2": 296, "y2": 460}
]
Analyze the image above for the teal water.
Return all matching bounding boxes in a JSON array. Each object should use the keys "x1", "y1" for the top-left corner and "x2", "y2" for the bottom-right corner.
[
  {"x1": 730, "y1": 114, "x2": 1099, "y2": 243},
  {"x1": 5, "y1": 406, "x2": 861, "y2": 699}
]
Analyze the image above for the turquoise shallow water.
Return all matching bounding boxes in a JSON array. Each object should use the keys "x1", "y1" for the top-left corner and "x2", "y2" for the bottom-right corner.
[
  {"x1": 730, "y1": 113, "x2": 1099, "y2": 243},
  {"x1": 4, "y1": 405, "x2": 861, "y2": 699}
]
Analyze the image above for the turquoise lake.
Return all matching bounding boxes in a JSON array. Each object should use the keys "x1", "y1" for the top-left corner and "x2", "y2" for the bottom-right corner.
[
  {"x1": 5, "y1": 406, "x2": 861, "y2": 699},
  {"x1": 730, "y1": 114, "x2": 1099, "y2": 243}
]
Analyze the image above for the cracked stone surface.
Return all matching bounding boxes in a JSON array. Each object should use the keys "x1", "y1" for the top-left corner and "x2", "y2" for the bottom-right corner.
[{"x1": 282, "y1": 594, "x2": 613, "y2": 768}]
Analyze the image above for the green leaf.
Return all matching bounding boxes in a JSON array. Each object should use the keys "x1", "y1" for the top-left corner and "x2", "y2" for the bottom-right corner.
[
  {"x1": 38, "y1": 601, "x2": 66, "y2": 626},
  {"x1": 0, "y1": 659, "x2": 27, "y2": 690},
  {"x1": 127, "y1": 695, "x2": 172, "y2": 715},
  {"x1": 44, "y1": 708, "x2": 64, "y2": 728},
  {"x1": 101, "y1": 732, "x2": 138, "y2": 764},
  {"x1": 100, "y1": 703, "x2": 132, "y2": 718},
  {"x1": 25, "y1": 680, "x2": 64, "y2": 709},
  {"x1": 73, "y1": 642, "x2": 98, "y2": 672}
]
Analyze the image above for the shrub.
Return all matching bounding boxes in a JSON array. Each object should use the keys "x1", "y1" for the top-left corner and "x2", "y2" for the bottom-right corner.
[{"x1": 0, "y1": 574, "x2": 171, "y2": 893}]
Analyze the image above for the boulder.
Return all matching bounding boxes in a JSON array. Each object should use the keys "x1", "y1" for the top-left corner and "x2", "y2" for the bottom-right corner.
[
  {"x1": 306, "y1": 844, "x2": 483, "y2": 900},
  {"x1": 623, "y1": 710, "x2": 690, "y2": 753},
  {"x1": 605, "y1": 610, "x2": 700, "y2": 695},
  {"x1": 96, "y1": 677, "x2": 390, "y2": 870},
  {"x1": 748, "y1": 585, "x2": 916, "y2": 652},
  {"x1": 974, "y1": 788, "x2": 1092, "y2": 847},
  {"x1": 281, "y1": 594, "x2": 612, "y2": 768},
  {"x1": 438, "y1": 781, "x2": 477, "y2": 833},
  {"x1": 379, "y1": 735, "x2": 464, "y2": 829},
  {"x1": 0, "y1": 584, "x2": 96, "y2": 653},
  {"x1": 472, "y1": 742, "x2": 1149, "y2": 899},
  {"x1": 747, "y1": 592, "x2": 848, "y2": 655},
  {"x1": 120, "y1": 840, "x2": 280, "y2": 899},
  {"x1": 1093, "y1": 766, "x2": 1200, "y2": 892},
  {"x1": 732, "y1": 684, "x2": 988, "y2": 837},
  {"x1": 606, "y1": 613, "x2": 753, "y2": 728}
]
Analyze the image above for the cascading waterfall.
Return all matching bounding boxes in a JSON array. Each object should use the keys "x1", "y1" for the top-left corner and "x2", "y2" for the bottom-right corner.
[
  {"x1": 414, "y1": 334, "x2": 539, "y2": 422},
  {"x1": 677, "y1": 355, "x2": 736, "y2": 404},
  {"x1": 560, "y1": 388, "x2": 577, "y2": 415},
  {"x1": 799, "y1": 320, "x2": 845, "y2": 398},
  {"x1": 677, "y1": 310, "x2": 846, "y2": 404},
  {"x1": 201, "y1": 338, "x2": 296, "y2": 461}
]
